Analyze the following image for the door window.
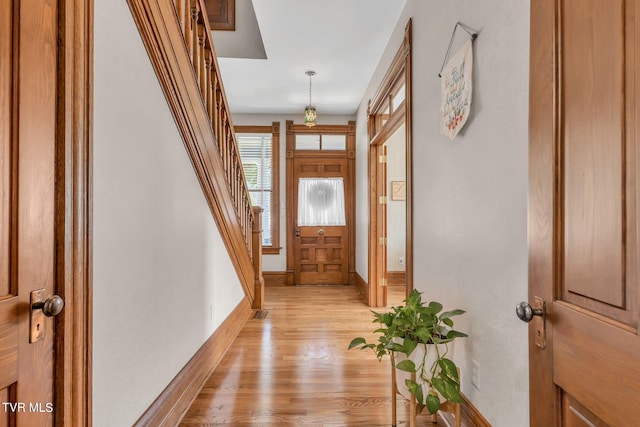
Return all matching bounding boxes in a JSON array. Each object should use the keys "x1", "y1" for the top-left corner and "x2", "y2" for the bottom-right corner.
[{"x1": 297, "y1": 178, "x2": 346, "y2": 226}]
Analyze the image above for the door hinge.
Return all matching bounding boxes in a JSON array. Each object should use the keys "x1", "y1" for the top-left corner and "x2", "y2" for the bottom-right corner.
[
  {"x1": 379, "y1": 236, "x2": 387, "y2": 245},
  {"x1": 379, "y1": 196, "x2": 387, "y2": 204},
  {"x1": 379, "y1": 155, "x2": 387, "y2": 163},
  {"x1": 380, "y1": 278, "x2": 388, "y2": 287}
]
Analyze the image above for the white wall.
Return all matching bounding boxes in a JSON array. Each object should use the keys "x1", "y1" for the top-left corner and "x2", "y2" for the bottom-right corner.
[
  {"x1": 232, "y1": 113, "x2": 355, "y2": 272},
  {"x1": 355, "y1": 1, "x2": 530, "y2": 425},
  {"x1": 93, "y1": 2, "x2": 245, "y2": 426}
]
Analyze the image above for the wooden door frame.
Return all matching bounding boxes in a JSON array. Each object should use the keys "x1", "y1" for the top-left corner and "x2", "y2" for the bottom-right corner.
[
  {"x1": 528, "y1": 2, "x2": 560, "y2": 423},
  {"x1": 285, "y1": 121, "x2": 356, "y2": 286},
  {"x1": 367, "y1": 19, "x2": 413, "y2": 307},
  {"x1": 55, "y1": 0, "x2": 93, "y2": 425}
]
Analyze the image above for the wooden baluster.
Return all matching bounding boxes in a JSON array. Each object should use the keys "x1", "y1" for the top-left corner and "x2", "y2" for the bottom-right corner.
[
  {"x1": 228, "y1": 119, "x2": 233, "y2": 175},
  {"x1": 220, "y1": 122, "x2": 226, "y2": 170},
  {"x1": 213, "y1": 84, "x2": 219, "y2": 143},
  {"x1": 239, "y1": 164, "x2": 245, "y2": 217},
  {"x1": 221, "y1": 100, "x2": 227, "y2": 158},
  {"x1": 225, "y1": 124, "x2": 231, "y2": 177},
  {"x1": 240, "y1": 181, "x2": 245, "y2": 213},
  {"x1": 184, "y1": 0, "x2": 198, "y2": 64},
  {"x1": 184, "y1": 2, "x2": 191, "y2": 57},
  {"x1": 240, "y1": 189, "x2": 245, "y2": 235},
  {"x1": 234, "y1": 153, "x2": 240, "y2": 206},
  {"x1": 251, "y1": 206, "x2": 263, "y2": 308},
  {"x1": 235, "y1": 155, "x2": 241, "y2": 210},
  {"x1": 198, "y1": 26, "x2": 206, "y2": 98},
  {"x1": 248, "y1": 205, "x2": 254, "y2": 249},
  {"x1": 213, "y1": 82, "x2": 219, "y2": 138},
  {"x1": 234, "y1": 161, "x2": 239, "y2": 210},
  {"x1": 223, "y1": 117, "x2": 229, "y2": 172},
  {"x1": 191, "y1": 5, "x2": 200, "y2": 69},
  {"x1": 231, "y1": 139, "x2": 237, "y2": 199},
  {"x1": 231, "y1": 150, "x2": 237, "y2": 201},
  {"x1": 212, "y1": 79, "x2": 219, "y2": 140},
  {"x1": 247, "y1": 207, "x2": 252, "y2": 243},
  {"x1": 205, "y1": 51, "x2": 213, "y2": 120},
  {"x1": 229, "y1": 129, "x2": 235, "y2": 184},
  {"x1": 246, "y1": 207, "x2": 252, "y2": 252}
]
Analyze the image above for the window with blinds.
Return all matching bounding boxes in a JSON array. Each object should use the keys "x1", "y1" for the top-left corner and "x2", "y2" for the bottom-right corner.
[{"x1": 237, "y1": 133, "x2": 273, "y2": 246}]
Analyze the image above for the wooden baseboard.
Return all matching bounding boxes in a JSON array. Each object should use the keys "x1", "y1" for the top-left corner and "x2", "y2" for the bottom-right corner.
[
  {"x1": 134, "y1": 297, "x2": 252, "y2": 426},
  {"x1": 263, "y1": 271, "x2": 287, "y2": 286},
  {"x1": 461, "y1": 394, "x2": 492, "y2": 427},
  {"x1": 354, "y1": 272, "x2": 369, "y2": 305},
  {"x1": 388, "y1": 271, "x2": 406, "y2": 285}
]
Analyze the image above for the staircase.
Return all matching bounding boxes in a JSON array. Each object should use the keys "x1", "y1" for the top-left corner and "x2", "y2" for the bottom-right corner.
[{"x1": 128, "y1": 0, "x2": 263, "y2": 307}]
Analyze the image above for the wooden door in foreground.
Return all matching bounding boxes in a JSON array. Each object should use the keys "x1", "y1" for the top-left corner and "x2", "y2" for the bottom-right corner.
[
  {"x1": 0, "y1": 1, "x2": 60, "y2": 425},
  {"x1": 528, "y1": 1, "x2": 640, "y2": 425}
]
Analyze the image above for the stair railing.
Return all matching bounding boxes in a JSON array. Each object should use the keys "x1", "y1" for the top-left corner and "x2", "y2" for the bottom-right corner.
[
  {"x1": 128, "y1": 0, "x2": 264, "y2": 306},
  {"x1": 174, "y1": 0, "x2": 253, "y2": 254}
]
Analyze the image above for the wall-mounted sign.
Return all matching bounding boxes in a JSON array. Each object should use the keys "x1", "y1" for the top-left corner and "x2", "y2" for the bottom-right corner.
[{"x1": 440, "y1": 39, "x2": 473, "y2": 140}]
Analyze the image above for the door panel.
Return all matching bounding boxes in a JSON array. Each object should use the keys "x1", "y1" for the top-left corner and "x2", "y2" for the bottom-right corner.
[
  {"x1": 297, "y1": 226, "x2": 348, "y2": 285},
  {"x1": 562, "y1": 0, "x2": 627, "y2": 313},
  {"x1": 0, "y1": 0, "x2": 58, "y2": 425},
  {"x1": 562, "y1": 394, "x2": 610, "y2": 427},
  {"x1": 529, "y1": 0, "x2": 640, "y2": 425}
]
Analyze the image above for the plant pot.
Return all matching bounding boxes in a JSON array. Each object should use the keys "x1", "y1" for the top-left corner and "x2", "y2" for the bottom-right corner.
[{"x1": 393, "y1": 339, "x2": 455, "y2": 403}]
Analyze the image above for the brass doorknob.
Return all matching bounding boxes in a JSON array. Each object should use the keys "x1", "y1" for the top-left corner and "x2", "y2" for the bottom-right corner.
[
  {"x1": 318, "y1": 229, "x2": 325, "y2": 235},
  {"x1": 33, "y1": 295, "x2": 65, "y2": 317}
]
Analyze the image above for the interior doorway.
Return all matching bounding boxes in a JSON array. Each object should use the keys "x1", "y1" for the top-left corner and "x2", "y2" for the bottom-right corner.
[
  {"x1": 367, "y1": 19, "x2": 413, "y2": 307},
  {"x1": 385, "y1": 124, "x2": 407, "y2": 290}
]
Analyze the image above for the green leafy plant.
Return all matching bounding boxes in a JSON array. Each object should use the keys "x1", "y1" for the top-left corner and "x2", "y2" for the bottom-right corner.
[{"x1": 349, "y1": 289, "x2": 468, "y2": 414}]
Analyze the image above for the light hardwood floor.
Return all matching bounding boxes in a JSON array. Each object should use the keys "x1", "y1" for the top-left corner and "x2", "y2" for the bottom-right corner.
[{"x1": 180, "y1": 285, "x2": 468, "y2": 426}]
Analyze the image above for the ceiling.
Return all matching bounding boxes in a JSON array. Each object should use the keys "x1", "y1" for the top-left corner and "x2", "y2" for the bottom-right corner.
[{"x1": 212, "y1": 0, "x2": 407, "y2": 115}]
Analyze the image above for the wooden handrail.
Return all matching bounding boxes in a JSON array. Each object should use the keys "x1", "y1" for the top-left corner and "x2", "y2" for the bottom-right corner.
[{"x1": 174, "y1": 0, "x2": 254, "y2": 254}]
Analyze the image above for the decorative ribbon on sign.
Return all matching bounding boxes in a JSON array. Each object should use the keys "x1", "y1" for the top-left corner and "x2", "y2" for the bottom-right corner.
[{"x1": 439, "y1": 23, "x2": 477, "y2": 141}]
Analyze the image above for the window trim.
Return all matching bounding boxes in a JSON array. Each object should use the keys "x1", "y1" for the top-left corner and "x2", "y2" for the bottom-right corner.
[{"x1": 235, "y1": 123, "x2": 281, "y2": 254}]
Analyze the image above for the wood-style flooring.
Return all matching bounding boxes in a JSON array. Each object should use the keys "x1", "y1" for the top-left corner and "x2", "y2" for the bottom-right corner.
[{"x1": 180, "y1": 285, "x2": 469, "y2": 426}]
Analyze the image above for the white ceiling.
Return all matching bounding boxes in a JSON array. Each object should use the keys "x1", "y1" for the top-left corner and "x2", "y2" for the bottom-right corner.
[{"x1": 212, "y1": 0, "x2": 407, "y2": 115}]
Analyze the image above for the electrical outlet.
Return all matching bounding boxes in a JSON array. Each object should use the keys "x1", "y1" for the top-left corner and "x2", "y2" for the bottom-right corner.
[
  {"x1": 399, "y1": 256, "x2": 405, "y2": 265},
  {"x1": 471, "y1": 359, "x2": 480, "y2": 390}
]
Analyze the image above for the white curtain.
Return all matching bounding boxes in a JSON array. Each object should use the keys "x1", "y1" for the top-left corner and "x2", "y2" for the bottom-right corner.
[{"x1": 297, "y1": 178, "x2": 346, "y2": 226}]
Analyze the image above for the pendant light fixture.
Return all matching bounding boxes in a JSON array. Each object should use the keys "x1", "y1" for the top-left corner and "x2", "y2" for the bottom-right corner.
[{"x1": 304, "y1": 70, "x2": 317, "y2": 127}]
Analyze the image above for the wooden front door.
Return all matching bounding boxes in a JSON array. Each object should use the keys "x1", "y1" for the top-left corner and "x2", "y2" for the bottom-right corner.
[
  {"x1": 528, "y1": 1, "x2": 640, "y2": 425},
  {"x1": 293, "y1": 158, "x2": 349, "y2": 285},
  {"x1": 285, "y1": 121, "x2": 356, "y2": 286}
]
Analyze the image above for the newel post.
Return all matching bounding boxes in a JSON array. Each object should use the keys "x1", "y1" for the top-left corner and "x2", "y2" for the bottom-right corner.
[{"x1": 251, "y1": 206, "x2": 265, "y2": 309}]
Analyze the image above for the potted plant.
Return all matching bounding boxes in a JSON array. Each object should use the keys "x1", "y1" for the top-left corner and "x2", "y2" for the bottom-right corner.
[{"x1": 349, "y1": 289, "x2": 468, "y2": 415}]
